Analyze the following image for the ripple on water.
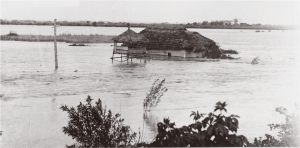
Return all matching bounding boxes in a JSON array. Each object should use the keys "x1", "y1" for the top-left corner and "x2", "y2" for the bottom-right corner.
[{"x1": 1, "y1": 29, "x2": 300, "y2": 147}]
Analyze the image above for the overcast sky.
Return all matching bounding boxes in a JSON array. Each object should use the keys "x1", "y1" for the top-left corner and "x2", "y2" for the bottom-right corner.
[{"x1": 1, "y1": 0, "x2": 300, "y2": 25}]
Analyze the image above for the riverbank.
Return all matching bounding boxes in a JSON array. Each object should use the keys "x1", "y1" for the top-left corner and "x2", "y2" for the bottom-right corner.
[{"x1": 0, "y1": 34, "x2": 114, "y2": 43}]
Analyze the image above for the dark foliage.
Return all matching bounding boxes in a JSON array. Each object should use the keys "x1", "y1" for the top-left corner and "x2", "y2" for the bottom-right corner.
[
  {"x1": 0, "y1": 19, "x2": 288, "y2": 30},
  {"x1": 60, "y1": 96, "x2": 136, "y2": 147},
  {"x1": 251, "y1": 134, "x2": 282, "y2": 147},
  {"x1": 148, "y1": 101, "x2": 249, "y2": 147},
  {"x1": 7, "y1": 31, "x2": 18, "y2": 36},
  {"x1": 61, "y1": 95, "x2": 298, "y2": 147},
  {"x1": 221, "y1": 49, "x2": 239, "y2": 54}
]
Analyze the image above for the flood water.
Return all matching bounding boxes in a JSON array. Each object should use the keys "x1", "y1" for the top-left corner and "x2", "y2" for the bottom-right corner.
[{"x1": 1, "y1": 25, "x2": 300, "y2": 147}]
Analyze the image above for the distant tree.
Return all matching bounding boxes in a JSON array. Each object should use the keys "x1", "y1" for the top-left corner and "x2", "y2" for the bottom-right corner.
[
  {"x1": 233, "y1": 18, "x2": 239, "y2": 25},
  {"x1": 92, "y1": 21, "x2": 97, "y2": 26},
  {"x1": 201, "y1": 21, "x2": 209, "y2": 25},
  {"x1": 7, "y1": 31, "x2": 18, "y2": 36},
  {"x1": 240, "y1": 23, "x2": 250, "y2": 26},
  {"x1": 60, "y1": 96, "x2": 136, "y2": 147}
]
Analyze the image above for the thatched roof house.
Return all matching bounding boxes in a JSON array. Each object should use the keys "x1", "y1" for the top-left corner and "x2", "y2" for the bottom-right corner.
[
  {"x1": 113, "y1": 28, "x2": 148, "y2": 48},
  {"x1": 140, "y1": 25, "x2": 224, "y2": 58},
  {"x1": 112, "y1": 27, "x2": 148, "y2": 57},
  {"x1": 111, "y1": 25, "x2": 236, "y2": 59}
]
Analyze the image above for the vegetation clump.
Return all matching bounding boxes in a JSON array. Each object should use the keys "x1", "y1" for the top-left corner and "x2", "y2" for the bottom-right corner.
[
  {"x1": 69, "y1": 43, "x2": 88, "y2": 46},
  {"x1": 60, "y1": 96, "x2": 136, "y2": 147},
  {"x1": 146, "y1": 101, "x2": 249, "y2": 147},
  {"x1": 251, "y1": 107, "x2": 299, "y2": 147},
  {"x1": 7, "y1": 31, "x2": 18, "y2": 36},
  {"x1": 61, "y1": 96, "x2": 299, "y2": 147},
  {"x1": 221, "y1": 49, "x2": 239, "y2": 54},
  {"x1": 144, "y1": 78, "x2": 168, "y2": 112},
  {"x1": 1, "y1": 33, "x2": 114, "y2": 43}
]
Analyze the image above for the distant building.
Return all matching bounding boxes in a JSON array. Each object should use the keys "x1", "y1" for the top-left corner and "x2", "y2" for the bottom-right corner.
[{"x1": 233, "y1": 19, "x2": 239, "y2": 25}]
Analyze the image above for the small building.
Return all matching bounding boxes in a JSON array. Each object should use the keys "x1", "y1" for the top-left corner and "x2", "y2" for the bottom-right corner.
[
  {"x1": 140, "y1": 25, "x2": 223, "y2": 59},
  {"x1": 112, "y1": 24, "x2": 235, "y2": 61},
  {"x1": 111, "y1": 26, "x2": 148, "y2": 62}
]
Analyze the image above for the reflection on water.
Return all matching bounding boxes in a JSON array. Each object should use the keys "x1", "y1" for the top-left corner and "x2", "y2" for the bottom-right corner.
[
  {"x1": 1, "y1": 28, "x2": 300, "y2": 148},
  {"x1": 143, "y1": 112, "x2": 159, "y2": 142}
]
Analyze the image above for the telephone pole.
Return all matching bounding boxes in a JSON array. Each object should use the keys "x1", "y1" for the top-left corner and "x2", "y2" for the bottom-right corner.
[{"x1": 53, "y1": 19, "x2": 58, "y2": 70}]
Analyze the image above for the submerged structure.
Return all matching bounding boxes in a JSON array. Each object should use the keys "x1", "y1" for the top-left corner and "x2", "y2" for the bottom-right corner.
[
  {"x1": 111, "y1": 24, "x2": 235, "y2": 62},
  {"x1": 140, "y1": 25, "x2": 225, "y2": 58},
  {"x1": 111, "y1": 26, "x2": 149, "y2": 62}
]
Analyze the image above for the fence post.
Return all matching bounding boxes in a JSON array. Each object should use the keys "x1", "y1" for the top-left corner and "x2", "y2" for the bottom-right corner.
[{"x1": 53, "y1": 19, "x2": 58, "y2": 70}]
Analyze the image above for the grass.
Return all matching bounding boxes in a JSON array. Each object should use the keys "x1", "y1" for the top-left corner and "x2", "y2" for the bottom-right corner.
[
  {"x1": 0, "y1": 33, "x2": 115, "y2": 43},
  {"x1": 144, "y1": 78, "x2": 168, "y2": 112}
]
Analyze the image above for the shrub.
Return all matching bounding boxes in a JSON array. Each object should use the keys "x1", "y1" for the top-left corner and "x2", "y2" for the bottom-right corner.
[
  {"x1": 61, "y1": 95, "x2": 298, "y2": 147},
  {"x1": 60, "y1": 96, "x2": 136, "y2": 147},
  {"x1": 251, "y1": 107, "x2": 299, "y2": 147},
  {"x1": 7, "y1": 31, "x2": 18, "y2": 36},
  {"x1": 149, "y1": 101, "x2": 249, "y2": 147},
  {"x1": 221, "y1": 49, "x2": 239, "y2": 54}
]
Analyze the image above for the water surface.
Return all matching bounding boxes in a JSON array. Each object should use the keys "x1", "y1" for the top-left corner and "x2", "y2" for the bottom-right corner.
[{"x1": 1, "y1": 26, "x2": 300, "y2": 147}]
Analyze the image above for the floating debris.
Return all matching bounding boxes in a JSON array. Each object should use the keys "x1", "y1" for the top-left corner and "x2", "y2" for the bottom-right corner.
[
  {"x1": 69, "y1": 43, "x2": 88, "y2": 46},
  {"x1": 251, "y1": 57, "x2": 260, "y2": 64}
]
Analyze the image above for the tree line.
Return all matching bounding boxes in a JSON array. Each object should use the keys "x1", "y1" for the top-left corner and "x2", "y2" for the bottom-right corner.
[{"x1": 0, "y1": 19, "x2": 289, "y2": 30}]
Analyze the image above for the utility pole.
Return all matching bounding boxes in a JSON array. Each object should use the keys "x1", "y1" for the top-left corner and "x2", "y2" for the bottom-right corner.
[{"x1": 53, "y1": 19, "x2": 58, "y2": 70}]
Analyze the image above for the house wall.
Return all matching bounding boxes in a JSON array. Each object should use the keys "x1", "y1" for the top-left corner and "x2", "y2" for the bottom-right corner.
[
  {"x1": 128, "y1": 47, "x2": 147, "y2": 54},
  {"x1": 148, "y1": 50, "x2": 206, "y2": 58}
]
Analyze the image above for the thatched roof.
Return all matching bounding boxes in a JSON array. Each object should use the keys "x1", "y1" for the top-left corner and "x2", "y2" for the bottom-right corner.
[
  {"x1": 113, "y1": 28, "x2": 148, "y2": 43},
  {"x1": 140, "y1": 26, "x2": 223, "y2": 58}
]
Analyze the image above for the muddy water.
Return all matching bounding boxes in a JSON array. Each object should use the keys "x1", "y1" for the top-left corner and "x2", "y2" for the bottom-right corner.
[{"x1": 1, "y1": 27, "x2": 300, "y2": 147}]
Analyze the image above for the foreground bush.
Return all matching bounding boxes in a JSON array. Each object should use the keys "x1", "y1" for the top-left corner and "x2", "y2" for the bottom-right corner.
[
  {"x1": 60, "y1": 96, "x2": 136, "y2": 147},
  {"x1": 251, "y1": 107, "x2": 299, "y2": 147},
  {"x1": 145, "y1": 101, "x2": 249, "y2": 147},
  {"x1": 61, "y1": 95, "x2": 299, "y2": 147}
]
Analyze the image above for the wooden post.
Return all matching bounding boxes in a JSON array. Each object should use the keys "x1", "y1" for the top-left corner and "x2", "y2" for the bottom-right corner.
[
  {"x1": 121, "y1": 53, "x2": 123, "y2": 62},
  {"x1": 111, "y1": 42, "x2": 116, "y2": 63},
  {"x1": 53, "y1": 19, "x2": 58, "y2": 70}
]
